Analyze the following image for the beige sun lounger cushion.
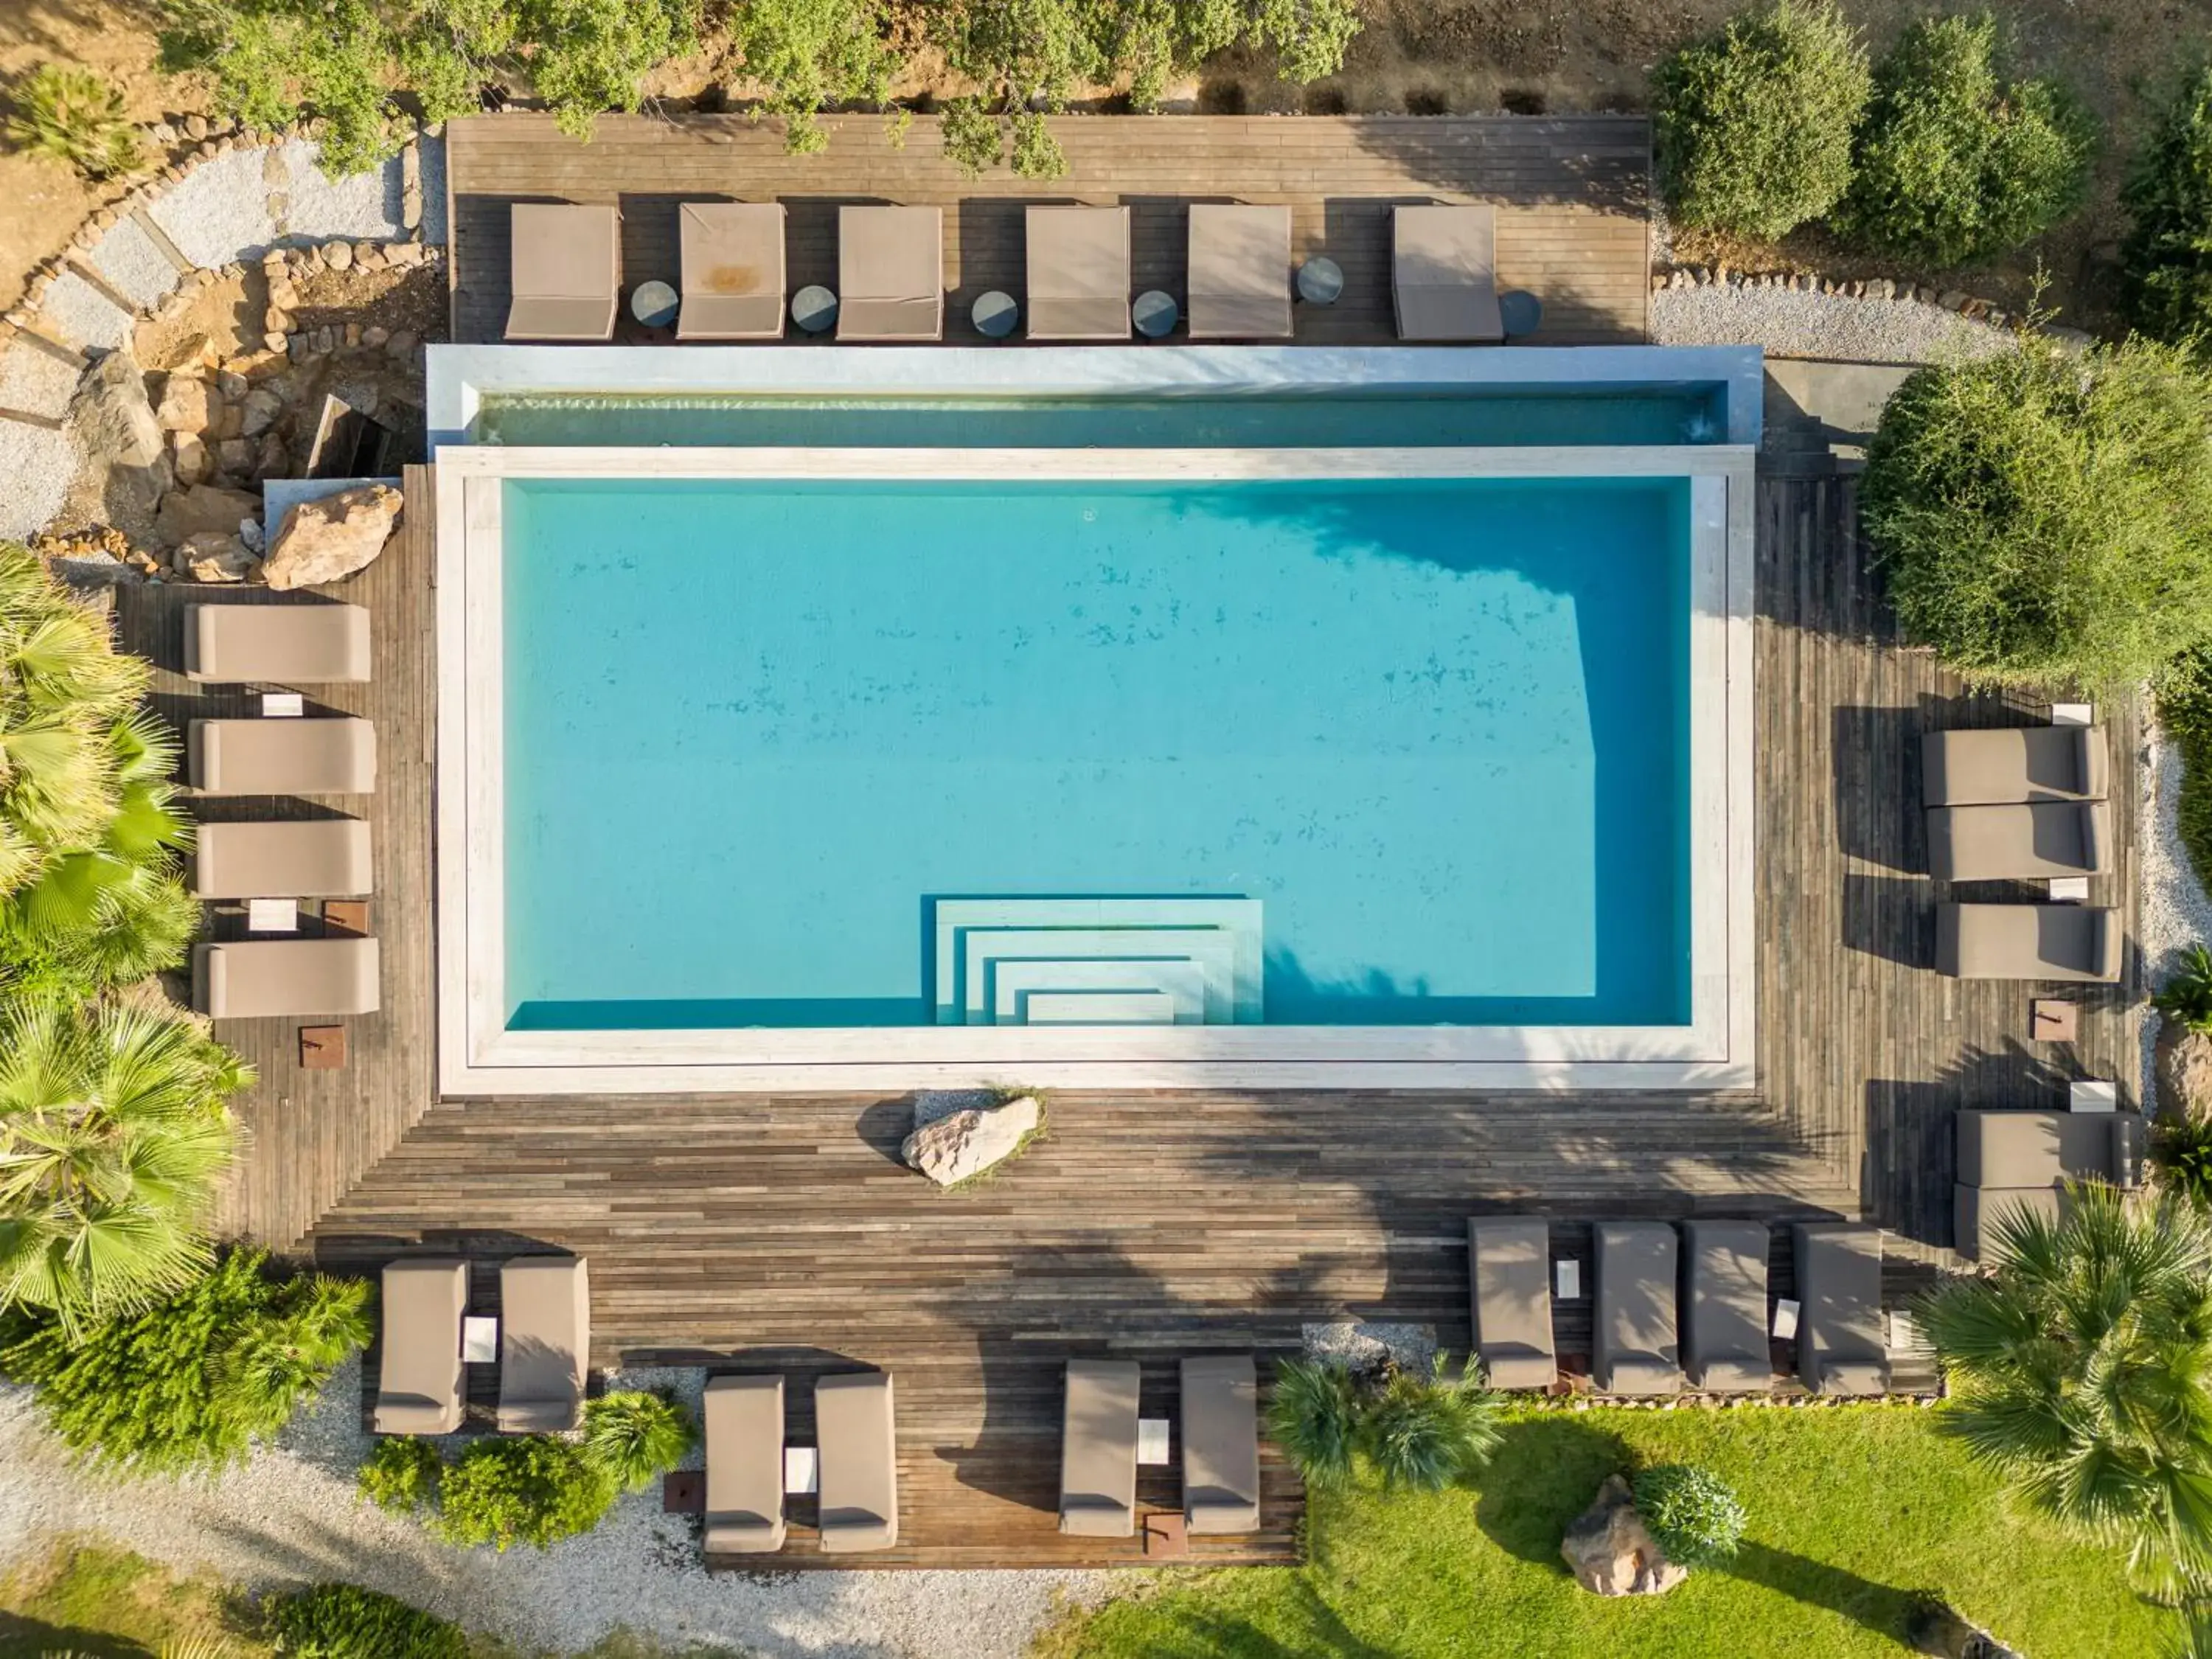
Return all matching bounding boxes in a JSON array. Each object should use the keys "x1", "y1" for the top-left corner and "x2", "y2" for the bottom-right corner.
[
  {"x1": 189, "y1": 717, "x2": 376, "y2": 796},
  {"x1": 1927, "y1": 800, "x2": 2109, "y2": 881},
  {"x1": 192, "y1": 818, "x2": 371, "y2": 900},
  {"x1": 1187, "y1": 204, "x2": 1293, "y2": 341},
  {"x1": 1026, "y1": 206, "x2": 1131, "y2": 341},
  {"x1": 816, "y1": 1372, "x2": 897, "y2": 1552},
  {"x1": 1392, "y1": 205, "x2": 1504, "y2": 343},
  {"x1": 1921, "y1": 725, "x2": 2108, "y2": 807},
  {"x1": 193, "y1": 936, "x2": 380, "y2": 1018},
  {"x1": 1594, "y1": 1222, "x2": 1681, "y2": 1397},
  {"x1": 1182, "y1": 1355, "x2": 1261, "y2": 1535},
  {"x1": 498, "y1": 1256, "x2": 589, "y2": 1433},
  {"x1": 677, "y1": 202, "x2": 786, "y2": 340},
  {"x1": 837, "y1": 206, "x2": 942, "y2": 341},
  {"x1": 1469, "y1": 1217, "x2": 1557, "y2": 1389},
  {"x1": 1935, "y1": 903, "x2": 2121, "y2": 981},
  {"x1": 1680, "y1": 1221, "x2": 1771, "y2": 1393},
  {"x1": 704, "y1": 1374, "x2": 786, "y2": 1553},
  {"x1": 374, "y1": 1259, "x2": 466, "y2": 1435},
  {"x1": 1060, "y1": 1359, "x2": 1139, "y2": 1537},
  {"x1": 185, "y1": 604, "x2": 370, "y2": 683},
  {"x1": 1953, "y1": 1110, "x2": 2140, "y2": 1259},
  {"x1": 506, "y1": 203, "x2": 620, "y2": 342},
  {"x1": 1792, "y1": 1224, "x2": 1889, "y2": 1397}
]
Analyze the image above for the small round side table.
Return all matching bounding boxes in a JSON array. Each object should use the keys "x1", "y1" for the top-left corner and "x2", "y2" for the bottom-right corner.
[
  {"x1": 630, "y1": 279, "x2": 678, "y2": 330},
  {"x1": 1296, "y1": 257, "x2": 1344, "y2": 306},
  {"x1": 1499, "y1": 289, "x2": 1543, "y2": 339},
  {"x1": 792, "y1": 284, "x2": 840, "y2": 335},
  {"x1": 973, "y1": 289, "x2": 1020, "y2": 339},
  {"x1": 1133, "y1": 289, "x2": 1180, "y2": 339}
]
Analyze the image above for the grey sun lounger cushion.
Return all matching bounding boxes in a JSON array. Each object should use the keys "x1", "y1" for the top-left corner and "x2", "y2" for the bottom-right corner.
[
  {"x1": 1792, "y1": 1224, "x2": 1889, "y2": 1397},
  {"x1": 677, "y1": 202, "x2": 787, "y2": 340},
  {"x1": 1921, "y1": 725, "x2": 2109, "y2": 807},
  {"x1": 185, "y1": 604, "x2": 370, "y2": 683},
  {"x1": 837, "y1": 206, "x2": 943, "y2": 341},
  {"x1": 1955, "y1": 1184, "x2": 2066, "y2": 1262},
  {"x1": 703, "y1": 1374, "x2": 786, "y2": 1553},
  {"x1": 1392, "y1": 204, "x2": 1504, "y2": 343},
  {"x1": 1935, "y1": 902, "x2": 2121, "y2": 981},
  {"x1": 1026, "y1": 206, "x2": 1132, "y2": 341},
  {"x1": 1926, "y1": 800, "x2": 2110, "y2": 881},
  {"x1": 1186, "y1": 204, "x2": 1293, "y2": 341},
  {"x1": 505, "y1": 203, "x2": 621, "y2": 342},
  {"x1": 192, "y1": 936, "x2": 380, "y2": 1018},
  {"x1": 1680, "y1": 1221, "x2": 1771, "y2": 1393},
  {"x1": 1953, "y1": 1110, "x2": 2141, "y2": 1259},
  {"x1": 1594, "y1": 1222, "x2": 1681, "y2": 1397},
  {"x1": 192, "y1": 818, "x2": 372, "y2": 900},
  {"x1": 1060, "y1": 1359, "x2": 1139, "y2": 1537},
  {"x1": 1182, "y1": 1355, "x2": 1261, "y2": 1535},
  {"x1": 373, "y1": 1259, "x2": 466, "y2": 1435},
  {"x1": 188, "y1": 717, "x2": 376, "y2": 796},
  {"x1": 816, "y1": 1371, "x2": 897, "y2": 1552},
  {"x1": 1468, "y1": 1217, "x2": 1557, "y2": 1389},
  {"x1": 498, "y1": 1256, "x2": 589, "y2": 1433}
]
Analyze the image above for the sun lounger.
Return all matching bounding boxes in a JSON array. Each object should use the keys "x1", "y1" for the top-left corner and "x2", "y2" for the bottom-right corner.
[
  {"x1": 1059, "y1": 1359, "x2": 1139, "y2": 1537},
  {"x1": 1953, "y1": 1110, "x2": 2141, "y2": 1259},
  {"x1": 505, "y1": 203, "x2": 620, "y2": 342},
  {"x1": 1391, "y1": 204, "x2": 1504, "y2": 343},
  {"x1": 676, "y1": 202, "x2": 787, "y2": 340},
  {"x1": 1680, "y1": 1221, "x2": 1771, "y2": 1392},
  {"x1": 703, "y1": 1374, "x2": 787, "y2": 1553},
  {"x1": 373, "y1": 1258, "x2": 466, "y2": 1435},
  {"x1": 192, "y1": 936, "x2": 380, "y2": 1018},
  {"x1": 191, "y1": 818, "x2": 371, "y2": 900},
  {"x1": 1026, "y1": 206, "x2": 1131, "y2": 341},
  {"x1": 1935, "y1": 903, "x2": 2121, "y2": 981},
  {"x1": 837, "y1": 206, "x2": 942, "y2": 342},
  {"x1": 815, "y1": 1371, "x2": 897, "y2": 1552},
  {"x1": 1468, "y1": 1217, "x2": 1557, "y2": 1389},
  {"x1": 184, "y1": 603, "x2": 370, "y2": 683},
  {"x1": 1182, "y1": 1355, "x2": 1261, "y2": 1535},
  {"x1": 1791, "y1": 1224, "x2": 1889, "y2": 1397},
  {"x1": 1926, "y1": 800, "x2": 2110, "y2": 881},
  {"x1": 1921, "y1": 725, "x2": 2108, "y2": 807},
  {"x1": 497, "y1": 1256, "x2": 589, "y2": 1433},
  {"x1": 1186, "y1": 204, "x2": 1293, "y2": 341},
  {"x1": 188, "y1": 717, "x2": 375, "y2": 796},
  {"x1": 1594, "y1": 1222, "x2": 1682, "y2": 1397}
]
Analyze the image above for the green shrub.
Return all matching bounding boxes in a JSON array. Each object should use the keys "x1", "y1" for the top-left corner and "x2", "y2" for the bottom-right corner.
[
  {"x1": 259, "y1": 1581, "x2": 470, "y2": 1659},
  {"x1": 2157, "y1": 943, "x2": 2212, "y2": 1036},
  {"x1": 730, "y1": 0, "x2": 895, "y2": 155},
  {"x1": 2124, "y1": 62, "x2": 2212, "y2": 344},
  {"x1": 0, "y1": 1251, "x2": 369, "y2": 1472},
  {"x1": 580, "y1": 1388, "x2": 694, "y2": 1492},
  {"x1": 940, "y1": 95, "x2": 1004, "y2": 178},
  {"x1": 1360, "y1": 1360, "x2": 1503, "y2": 1492},
  {"x1": 1843, "y1": 14, "x2": 2095, "y2": 267},
  {"x1": 2161, "y1": 650, "x2": 2212, "y2": 893},
  {"x1": 4, "y1": 65, "x2": 143, "y2": 178},
  {"x1": 1651, "y1": 0, "x2": 1868, "y2": 240},
  {"x1": 1860, "y1": 331, "x2": 2212, "y2": 688},
  {"x1": 1633, "y1": 1463, "x2": 1747, "y2": 1566},
  {"x1": 2154, "y1": 1115, "x2": 2212, "y2": 1211},
  {"x1": 1267, "y1": 1357, "x2": 1360, "y2": 1489},
  {"x1": 432, "y1": 1434, "x2": 617, "y2": 1550},
  {"x1": 358, "y1": 1435, "x2": 443, "y2": 1513}
]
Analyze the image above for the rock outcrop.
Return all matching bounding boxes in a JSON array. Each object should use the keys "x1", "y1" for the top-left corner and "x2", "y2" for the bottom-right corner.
[
  {"x1": 262, "y1": 483, "x2": 402, "y2": 589},
  {"x1": 177, "y1": 531, "x2": 260, "y2": 582},
  {"x1": 154, "y1": 483, "x2": 261, "y2": 549},
  {"x1": 901, "y1": 1094, "x2": 1042, "y2": 1188},
  {"x1": 1560, "y1": 1475, "x2": 1686, "y2": 1597}
]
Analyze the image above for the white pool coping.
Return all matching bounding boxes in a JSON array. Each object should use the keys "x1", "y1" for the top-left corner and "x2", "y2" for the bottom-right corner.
[{"x1": 435, "y1": 439, "x2": 1756, "y2": 1096}]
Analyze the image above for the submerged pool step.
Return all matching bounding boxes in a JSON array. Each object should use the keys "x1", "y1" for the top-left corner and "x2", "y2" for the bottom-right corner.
[
  {"x1": 989, "y1": 956, "x2": 1209, "y2": 1026},
  {"x1": 932, "y1": 897, "x2": 1263, "y2": 1026},
  {"x1": 1018, "y1": 989, "x2": 1178, "y2": 1026}
]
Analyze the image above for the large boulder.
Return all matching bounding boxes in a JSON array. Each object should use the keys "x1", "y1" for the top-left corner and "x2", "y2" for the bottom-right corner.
[
  {"x1": 154, "y1": 483, "x2": 261, "y2": 549},
  {"x1": 154, "y1": 373, "x2": 214, "y2": 434},
  {"x1": 901, "y1": 1093, "x2": 1042, "y2": 1187},
  {"x1": 2157, "y1": 1026, "x2": 2212, "y2": 1118},
  {"x1": 1560, "y1": 1475, "x2": 1686, "y2": 1597},
  {"x1": 63, "y1": 349, "x2": 173, "y2": 543},
  {"x1": 262, "y1": 484, "x2": 403, "y2": 591}
]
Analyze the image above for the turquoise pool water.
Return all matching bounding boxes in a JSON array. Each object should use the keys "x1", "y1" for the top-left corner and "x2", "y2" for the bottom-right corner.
[{"x1": 500, "y1": 476, "x2": 1693, "y2": 1030}]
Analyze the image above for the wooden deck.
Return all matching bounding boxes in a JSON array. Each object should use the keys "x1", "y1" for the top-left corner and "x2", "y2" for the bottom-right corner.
[{"x1": 442, "y1": 113, "x2": 1652, "y2": 347}]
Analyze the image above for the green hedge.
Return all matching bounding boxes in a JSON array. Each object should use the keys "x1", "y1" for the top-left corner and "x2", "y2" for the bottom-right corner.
[{"x1": 260, "y1": 1582, "x2": 470, "y2": 1659}]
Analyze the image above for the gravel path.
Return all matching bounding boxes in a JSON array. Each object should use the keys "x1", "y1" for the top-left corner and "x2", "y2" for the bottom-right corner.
[
  {"x1": 0, "y1": 1363, "x2": 1107, "y2": 1658},
  {"x1": 1652, "y1": 281, "x2": 2014, "y2": 363}
]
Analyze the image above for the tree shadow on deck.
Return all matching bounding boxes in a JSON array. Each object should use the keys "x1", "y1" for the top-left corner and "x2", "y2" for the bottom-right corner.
[
  {"x1": 1340, "y1": 117, "x2": 1650, "y2": 219},
  {"x1": 1863, "y1": 1042, "x2": 2075, "y2": 1248}
]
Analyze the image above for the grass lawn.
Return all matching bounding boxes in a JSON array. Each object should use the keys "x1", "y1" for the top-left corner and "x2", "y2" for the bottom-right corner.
[
  {"x1": 1042, "y1": 1403, "x2": 2175, "y2": 1658},
  {"x1": 0, "y1": 1541, "x2": 265, "y2": 1658}
]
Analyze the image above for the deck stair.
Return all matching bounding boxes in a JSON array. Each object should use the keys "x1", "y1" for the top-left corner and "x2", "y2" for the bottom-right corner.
[{"x1": 931, "y1": 897, "x2": 1262, "y2": 1026}]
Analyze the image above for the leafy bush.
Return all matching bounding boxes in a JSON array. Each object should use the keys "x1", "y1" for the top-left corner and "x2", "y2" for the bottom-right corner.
[
  {"x1": 580, "y1": 1388, "x2": 694, "y2": 1492},
  {"x1": 1633, "y1": 1463, "x2": 1747, "y2": 1567},
  {"x1": 259, "y1": 1581, "x2": 470, "y2": 1659},
  {"x1": 1267, "y1": 1357, "x2": 1360, "y2": 1489},
  {"x1": 358, "y1": 1435, "x2": 443, "y2": 1513},
  {"x1": 1843, "y1": 14, "x2": 2095, "y2": 266},
  {"x1": 730, "y1": 0, "x2": 895, "y2": 154},
  {"x1": 4, "y1": 65, "x2": 144, "y2": 178},
  {"x1": 1360, "y1": 1360, "x2": 1503, "y2": 1493},
  {"x1": 2157, "y1": 944, "x2": 2212, "y2": 1036},
  {"x1": 2124, "y1": 62, "x2": 2212, "y2": 344},
  {"x1": 432, "y1": 1434, "x2": 617, "y2": 1550},
  {"x1": 2155, "y1": 1115, "x2": 2212, "y2": 1210},
  {"x1": 1651, "y1": 0, "x2": 1868, "y2": 240},
  {"x1": 0, "y1": 1251, "x2": 369, "y2": 1471},
  {"x1": 2162, "y1": 653, "x2": 2212, "y2": 894},
  {"x1": 1860, "y1": 331, "x2": 2212, "y2": 688}
]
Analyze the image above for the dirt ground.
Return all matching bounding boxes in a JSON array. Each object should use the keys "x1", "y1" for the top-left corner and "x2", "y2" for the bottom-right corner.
[{"x1": 4, "y1": 0, "x2": 2210, "y2": 326}]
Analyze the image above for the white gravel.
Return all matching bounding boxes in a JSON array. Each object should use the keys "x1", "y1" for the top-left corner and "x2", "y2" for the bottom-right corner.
[
  {"x1": 418, "y1": 133, "x2": 449, "y2": 246},
  {"x1": 146, "y1": 147, "x2": 279, "y2": 270},
  {"x1": 86, "y1": 218, "x2": 186, "y2": 312},
  {"x1": 1652, "y1": 281, "x2": 2014, "y2": 363},
  {"x1": 2136, "y1": 711, "x2": 2210, "y2": 1111},
  {"x1": 0, "y1": 340, "x2": 83, "y2": 421},
  {"x1": 0, "y1": 422, "x2": 81, "y2": 540},
  {"x1": 37, "y1": 271, "x2": 133, "y2": 352},
  {"x1": 0, "y1": 1361, "x2": 1109, "y2": 1658},
  {"x1": 276, "y1": 139, "x2": 411, "y2": 245}
]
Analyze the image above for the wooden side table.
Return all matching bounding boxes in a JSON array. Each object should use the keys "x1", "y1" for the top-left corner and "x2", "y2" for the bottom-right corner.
[
  {"x1": 662, "y1": 1470, "x2": 704, "y2": 1514},
  {"x1": 324, "y1": 900, "x2": 370, "y2": 938},
  {"x1": 2031, "y1": 998, "x2": 2079, "y2": 1043},
  {"x1": 1143, "y1": 1511, "x2": 1188, "y2": 1559},
  {"x1": 299, "y1": 1025, "x2": 347, "y2": 1069}
]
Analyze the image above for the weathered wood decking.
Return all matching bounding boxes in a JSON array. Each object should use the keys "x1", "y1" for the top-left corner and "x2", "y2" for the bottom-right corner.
[{"x1": 442, "y1": 113, "x2": 1652, "y2": 347}]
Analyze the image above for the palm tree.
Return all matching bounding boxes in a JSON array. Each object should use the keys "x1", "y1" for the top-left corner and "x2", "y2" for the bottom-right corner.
[
  {"x1": 1919, "y1": 1181, "x2": 2212, "y2": 1601},
  {"x1": 0, "y1": 992, "x2": 251, "y2": 1332}
]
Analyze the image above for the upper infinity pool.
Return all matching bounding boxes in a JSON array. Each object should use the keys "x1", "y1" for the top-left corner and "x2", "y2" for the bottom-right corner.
[{"x1": 499, "y1": 473, "x2": 1692, "y2": 1032}]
